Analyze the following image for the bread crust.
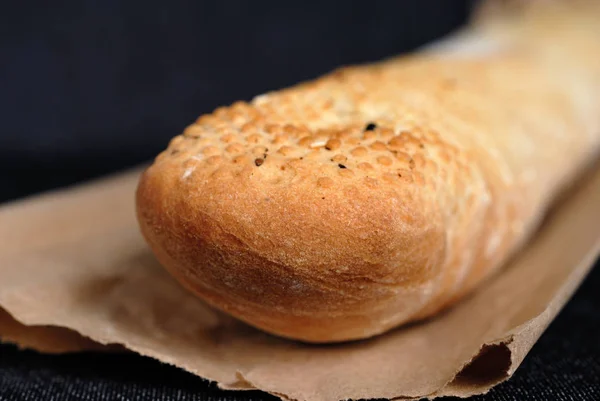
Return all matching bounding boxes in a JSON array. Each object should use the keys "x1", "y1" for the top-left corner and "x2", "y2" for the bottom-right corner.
[
  {"x1": 137, "y1": 153, "x2": 449, "y2": 341},
  {"x1": 136, "y1": 3, "x2": 600, "y2": 342}
]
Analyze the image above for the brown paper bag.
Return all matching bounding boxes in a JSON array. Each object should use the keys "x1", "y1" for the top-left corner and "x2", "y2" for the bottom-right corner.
[{"x1": 0, "y1": 162, "x2": 598, "y2": 401}]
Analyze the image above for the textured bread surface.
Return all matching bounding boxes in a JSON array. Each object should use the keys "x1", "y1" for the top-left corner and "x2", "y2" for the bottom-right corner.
[{"x1": 137, "y1": 2, "x2": 600, "y2": 342}]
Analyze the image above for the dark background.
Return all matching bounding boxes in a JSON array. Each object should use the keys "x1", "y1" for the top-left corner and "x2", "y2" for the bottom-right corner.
[{"x1": 0, "y1": 1, "x2": 598, "y2": 400}]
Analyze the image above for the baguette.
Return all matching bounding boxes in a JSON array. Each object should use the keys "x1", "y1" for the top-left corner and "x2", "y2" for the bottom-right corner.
[{"x1": 136, "y1": 1, "x2": 600, "y2": 342}]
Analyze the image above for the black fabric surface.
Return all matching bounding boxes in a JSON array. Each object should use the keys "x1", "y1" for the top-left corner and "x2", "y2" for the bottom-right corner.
[{"x1": 1, "y1": 1, "x2": 599, "y2": 400}]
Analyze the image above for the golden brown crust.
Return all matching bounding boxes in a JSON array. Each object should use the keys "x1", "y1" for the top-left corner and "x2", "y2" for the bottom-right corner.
[{"x1": 136, "y1": 3, "x2": 600, "y2": 342}]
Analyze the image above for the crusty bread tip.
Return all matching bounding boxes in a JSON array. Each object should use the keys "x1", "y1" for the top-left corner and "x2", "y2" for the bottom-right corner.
[{"x1": 136, "y1": 2, "x2": 600, "y2": 342}]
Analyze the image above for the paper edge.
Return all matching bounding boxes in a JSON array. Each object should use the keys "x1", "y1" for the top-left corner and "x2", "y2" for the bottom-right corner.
[
  {"x1": 0, "y1": 306, "x2": 119, "y2": 354},
  {"x1": 427, "y1": 239, "x2": 600, "y2": 400}
]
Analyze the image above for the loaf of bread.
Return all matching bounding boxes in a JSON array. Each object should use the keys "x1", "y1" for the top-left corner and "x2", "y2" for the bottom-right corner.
[{"x1": 136, "y1": 1, "x2": 600, "y2": 342}]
